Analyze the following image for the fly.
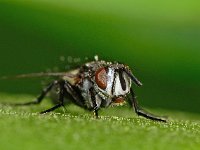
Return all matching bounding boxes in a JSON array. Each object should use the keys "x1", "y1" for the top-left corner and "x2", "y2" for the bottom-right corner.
[{"x1": 1, "y1": 56, "x2": 167, "y2": 122}]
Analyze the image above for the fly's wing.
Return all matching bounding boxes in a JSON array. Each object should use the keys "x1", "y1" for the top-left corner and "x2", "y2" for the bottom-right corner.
[
  {"x1": 0, "y1": 69, "x2": 81, "y2": 86},
  {"x1": 1, "y1": 72, "x2": 67, "y2": 79},
  {"x1": 62, "y1": 69, "x2": 81, "y2": 85}
]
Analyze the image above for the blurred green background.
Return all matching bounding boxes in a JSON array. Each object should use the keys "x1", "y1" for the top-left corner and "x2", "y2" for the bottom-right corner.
[{"x1": 0, "y1": 0, "x2": 200, "y2": 114}]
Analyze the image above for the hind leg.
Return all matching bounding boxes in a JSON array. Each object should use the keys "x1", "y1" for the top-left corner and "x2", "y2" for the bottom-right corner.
[{"x1": 10, "y1": 80, "x2": 59, "y2": 106}]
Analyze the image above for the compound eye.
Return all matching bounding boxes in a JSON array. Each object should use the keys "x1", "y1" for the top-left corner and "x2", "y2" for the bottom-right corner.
[{"x1": 95, "y1": 67, "x2": 107, "y2": 90}]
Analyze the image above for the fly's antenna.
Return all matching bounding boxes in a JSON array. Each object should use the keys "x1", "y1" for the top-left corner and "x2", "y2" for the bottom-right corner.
[
  {"x1": 124, "y1": 69, "x2": 143, "y2": 86},
  {"x1": 0, "y1": 72, "x2": 69, "y2": 80}
]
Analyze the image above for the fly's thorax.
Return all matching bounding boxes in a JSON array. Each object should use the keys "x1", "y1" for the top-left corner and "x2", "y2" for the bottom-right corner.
[
  {"x1": 79, "y1": 78, "x2": 94, "y2": 108},
  {"x1": 79, "y1": 76, "x2": 112, "y2": 109}
]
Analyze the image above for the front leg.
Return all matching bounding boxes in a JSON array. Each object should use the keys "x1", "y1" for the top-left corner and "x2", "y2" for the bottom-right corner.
[
  {"x1": 89, "y1": 88, "x2": 99, "y2": 118},
  {"x1": 129, "y1": 88, "x2": 167, "y2": 122}
]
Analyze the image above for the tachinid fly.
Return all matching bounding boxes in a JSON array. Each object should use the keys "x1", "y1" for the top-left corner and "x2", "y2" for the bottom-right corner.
[{"x1": 1, "y1": 56, "x2": 167, "y2": 122}]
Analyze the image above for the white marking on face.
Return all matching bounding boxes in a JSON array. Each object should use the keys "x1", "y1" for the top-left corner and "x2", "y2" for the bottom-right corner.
[
  {"x1": 106, "y1": 68, "x2": 115, "y2": 95},
  {"x1": 114, "y1": 72, "x2": 131, "y2": 96}
]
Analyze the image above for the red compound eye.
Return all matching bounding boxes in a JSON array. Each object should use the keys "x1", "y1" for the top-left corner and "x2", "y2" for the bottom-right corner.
[{"x1": 95, "y1": 67, "x2": 107, "y2": 90}]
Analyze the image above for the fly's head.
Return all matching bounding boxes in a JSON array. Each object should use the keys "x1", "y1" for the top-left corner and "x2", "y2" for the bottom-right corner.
[{"x1": 94, "y1": 62, "x2": 142, "y2": 105}]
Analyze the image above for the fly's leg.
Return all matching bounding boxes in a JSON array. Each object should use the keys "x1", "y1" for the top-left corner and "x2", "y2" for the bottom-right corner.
[
  {"x1": 40, "y1": 81, "x2": 65, "y2": 114},
  {"x1": 89, "y1": 88, "x2": 99, "y2": 118},
  {"x1": 11, "y1": 80, "x2": 58, "y2": 106},
  {"x1": 93, "y1": 106, "x2": 99, "y2": 119},
  {"x1": 40, "y1": 103, "x2": 63, "y2": 114},
  {"x1": 64, "y1": 81, "x2": 86, "y2": 108},
  {"x1": 130, "y1": 88, "x2": 167, "y2": 122}
]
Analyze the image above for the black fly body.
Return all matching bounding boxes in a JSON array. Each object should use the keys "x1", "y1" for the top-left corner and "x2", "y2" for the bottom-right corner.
[{"x1": 1, "y1": 56, "x2": 167, "y2": 122}]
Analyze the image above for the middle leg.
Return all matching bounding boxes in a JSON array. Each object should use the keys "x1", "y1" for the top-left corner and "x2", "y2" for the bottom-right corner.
[{"x1": 40, "y1": 81, "x2": 65, "y2": 114}]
